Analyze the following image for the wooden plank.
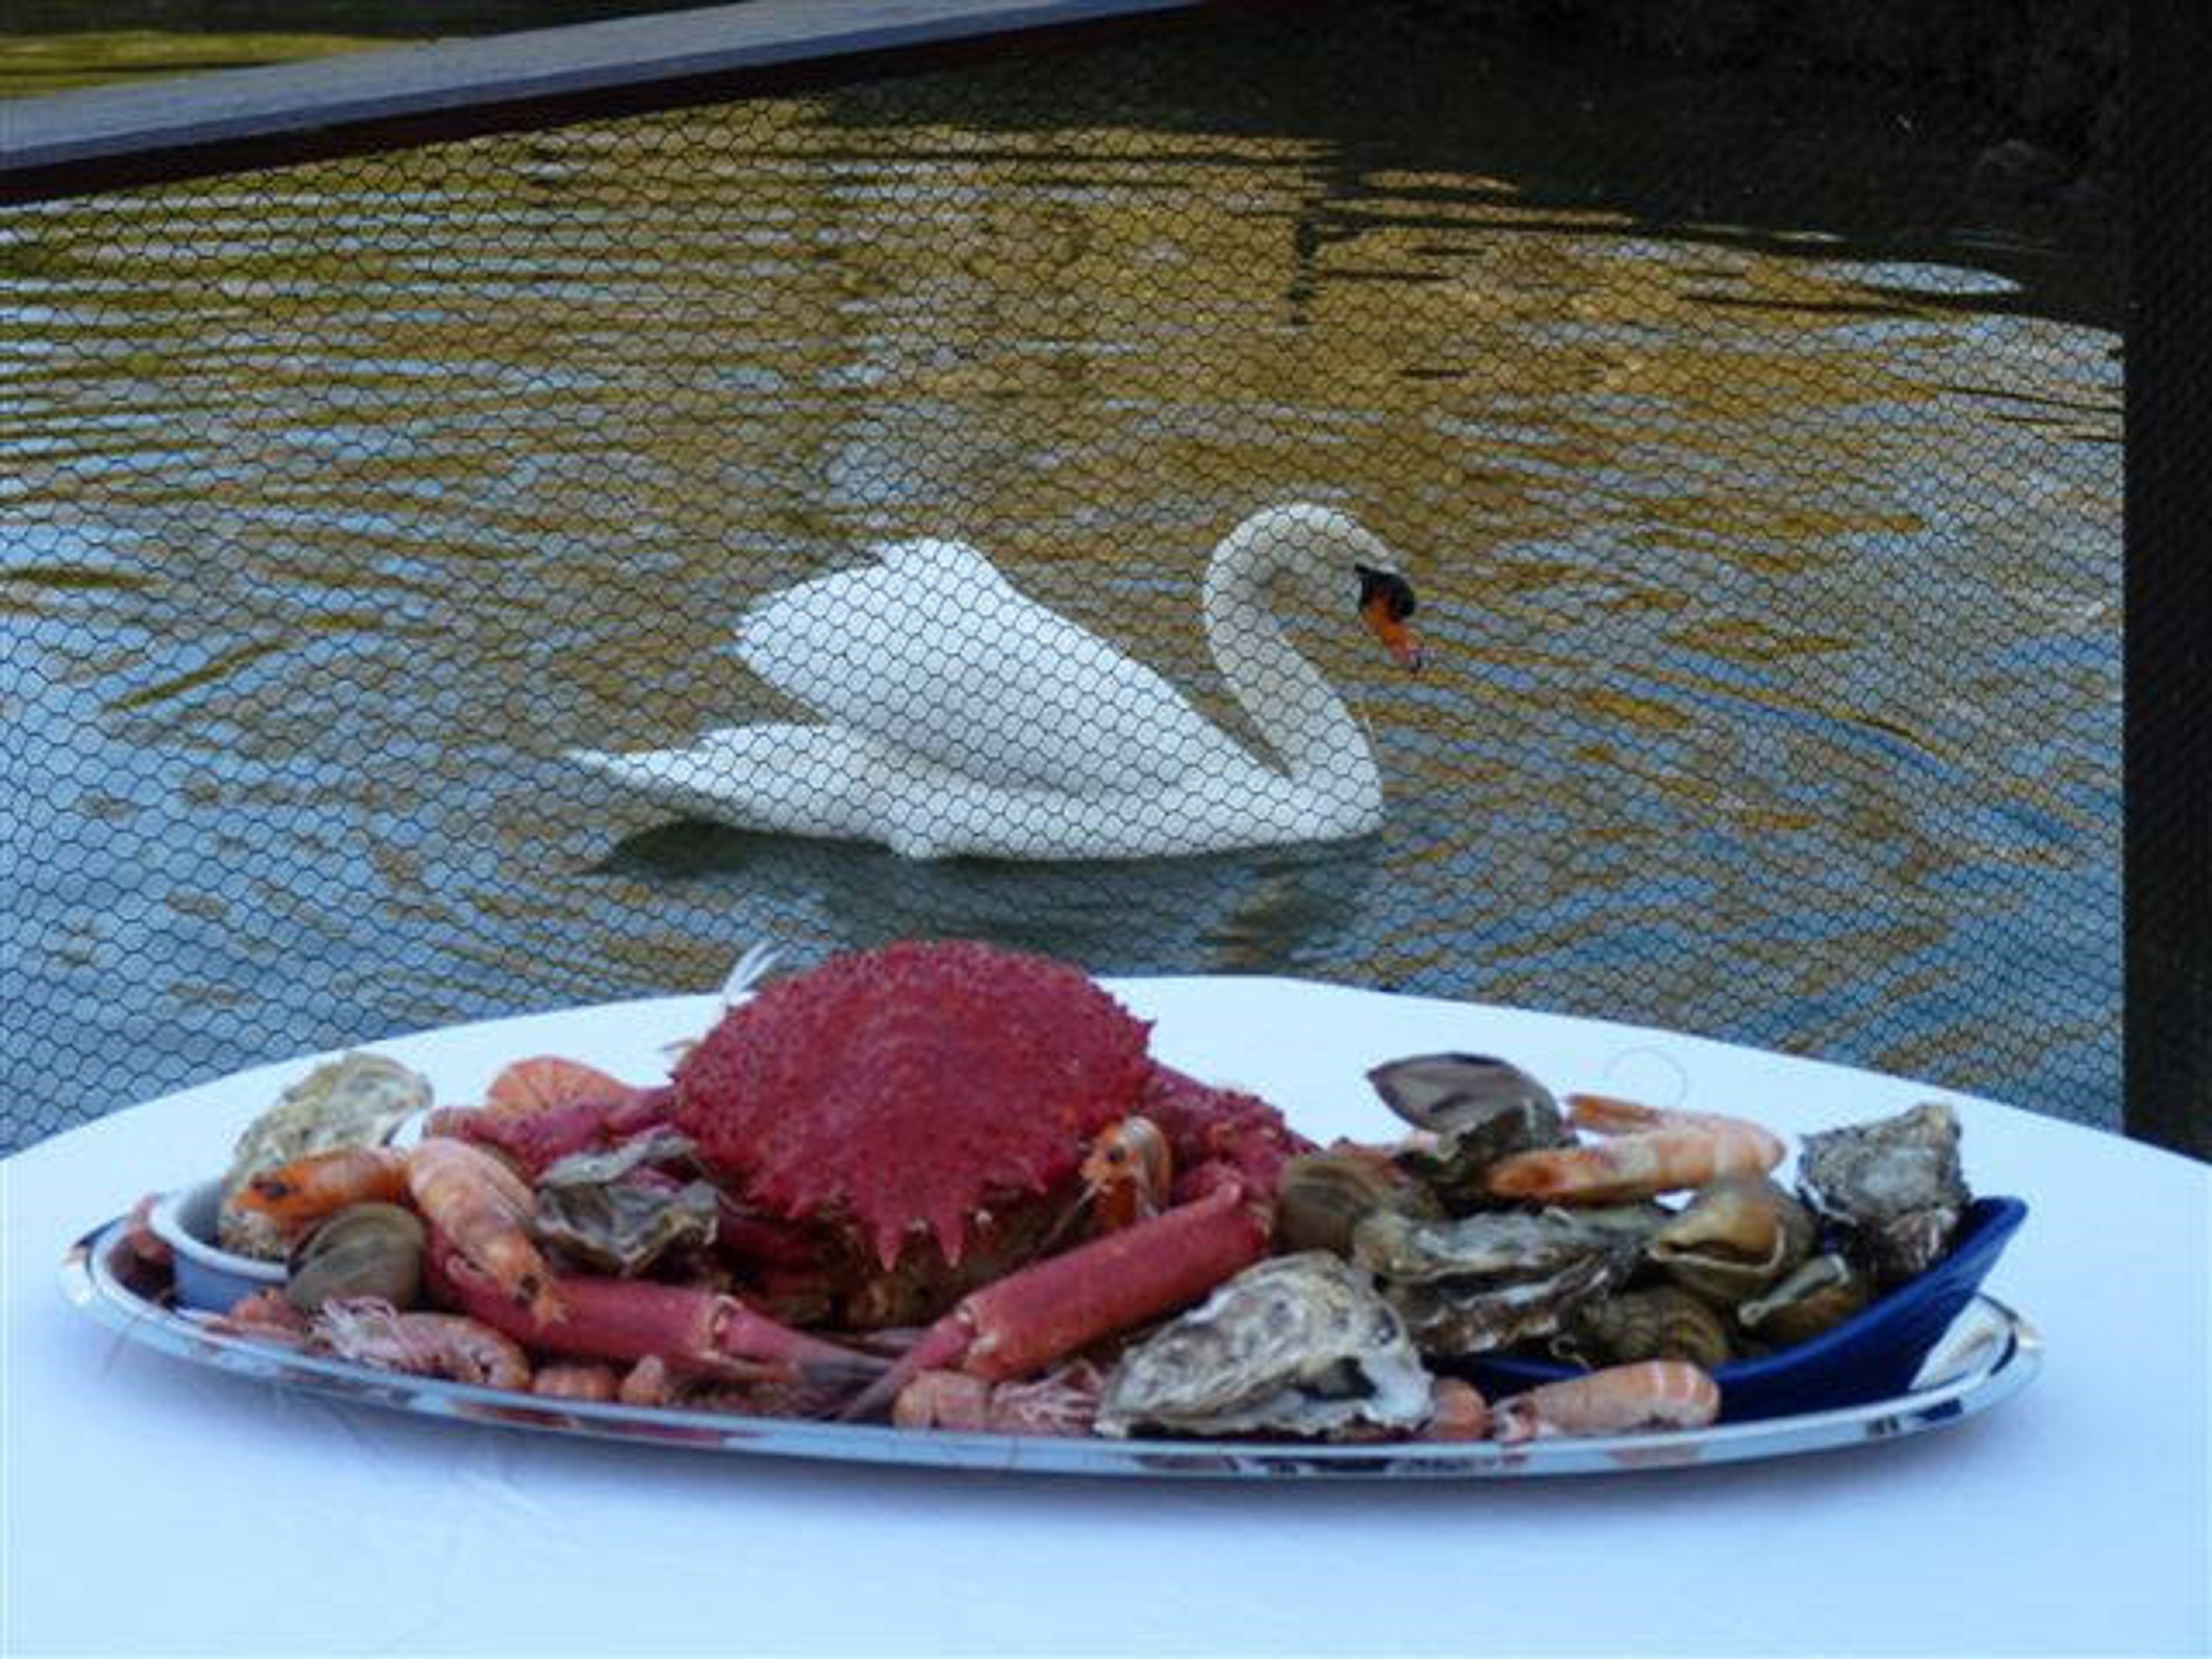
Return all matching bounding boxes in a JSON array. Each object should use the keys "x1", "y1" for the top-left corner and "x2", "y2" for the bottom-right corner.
[{"x1": 0, "y1": 0, "x2": 1214, "y2": 201}]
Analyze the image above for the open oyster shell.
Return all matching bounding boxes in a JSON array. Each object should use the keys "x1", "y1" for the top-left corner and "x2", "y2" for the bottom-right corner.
[
  {"x1": 218, "y1": 1053, "x2": 431, "y2": 1259},
  {"x1": 1094, "y1": 1253, "x2": 1433, "y2": 1440},
  {"x1": 1796, "y1": 1103, "x2": 1969, "y2": 1285}
]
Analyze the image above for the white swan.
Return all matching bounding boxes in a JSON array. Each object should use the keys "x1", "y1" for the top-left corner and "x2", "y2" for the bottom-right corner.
[{"x1": 570, "y1": 503, "x2": 1423, "y2": 861}]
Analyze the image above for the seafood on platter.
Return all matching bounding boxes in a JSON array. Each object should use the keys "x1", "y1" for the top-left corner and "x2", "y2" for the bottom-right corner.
[
  {"x1": 217, "y1": 1052, "x2": 431, "y2": 1258},
  {"x1": 139, "y1": 944, "x2": 2003, "y2": 1450}
]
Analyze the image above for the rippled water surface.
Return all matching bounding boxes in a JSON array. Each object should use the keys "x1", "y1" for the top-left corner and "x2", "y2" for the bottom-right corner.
[{"x1": 1, "y1": 16, "x2": 2123, "y2": 1148}]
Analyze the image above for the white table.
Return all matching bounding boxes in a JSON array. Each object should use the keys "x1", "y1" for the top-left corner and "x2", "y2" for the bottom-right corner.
[{"x1": 6, "y1": 977, "x2": 2207, "y2": 1657}]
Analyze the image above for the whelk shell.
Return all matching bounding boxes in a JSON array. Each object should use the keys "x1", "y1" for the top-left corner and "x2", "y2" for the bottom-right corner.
[
  {"x1": 1555, "y1": 1286, "x2": 1734, "y2": 1371},
  {"x1": 1736, "y1": 1252, "x2": 1875, "y2": 1347},
  {"x1": 285, "y1": 1203, "x2": 427, "y2": 1313},
  {"x1": 1647, "y1": 1175, "x2": 1817, "y2": 1306},
  {"x1": 1276, "y1": 1147, "x2": 1441, "y2": 1258}
]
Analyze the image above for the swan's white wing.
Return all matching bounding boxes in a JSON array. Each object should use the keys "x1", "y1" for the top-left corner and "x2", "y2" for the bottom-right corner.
[{"x1": 735, "y1": 538, "x2": 1250, "y2": 793}]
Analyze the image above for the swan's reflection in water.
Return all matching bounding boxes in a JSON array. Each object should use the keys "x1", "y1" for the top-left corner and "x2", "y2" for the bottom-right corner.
[{"x1": 597, "y1": 822, "x2": 1384, "y2": 979}]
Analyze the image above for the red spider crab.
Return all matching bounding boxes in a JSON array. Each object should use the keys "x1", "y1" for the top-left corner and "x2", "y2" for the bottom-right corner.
[{"x1": 434, "y1": 939, "x2": 1309, "y2": 1416}]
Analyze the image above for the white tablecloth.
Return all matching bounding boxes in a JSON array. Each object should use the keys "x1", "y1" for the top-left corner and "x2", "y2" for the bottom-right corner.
[{"x1": 6, "y1": 977, "x2": 2207, "y2": 1657}]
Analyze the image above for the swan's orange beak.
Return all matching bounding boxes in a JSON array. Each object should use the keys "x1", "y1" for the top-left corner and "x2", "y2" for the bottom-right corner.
[{"x1": 1360, "y1": 585, "x2": 1424, "y2": 671}]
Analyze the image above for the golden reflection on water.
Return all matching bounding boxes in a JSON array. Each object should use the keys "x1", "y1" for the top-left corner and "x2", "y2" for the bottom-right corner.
[{"x1": 1, "y1": 24, "x2": 2121, "y2": 1142}]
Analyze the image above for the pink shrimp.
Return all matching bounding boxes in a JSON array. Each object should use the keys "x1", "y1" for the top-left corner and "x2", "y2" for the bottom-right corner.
[
  {"x1": 1492, "y1": 1360, "x2": 1721, "y2": 1442},
  {"x1": 404, "y1": 1138, "x2": 563, "y2": 1321},
  {"x1": 1483, "y1": 1093, "x2": 1785, "y2": 1203},
  {"x1": 312, "y1": 1299, "x2": 533, "y2": 1390}
]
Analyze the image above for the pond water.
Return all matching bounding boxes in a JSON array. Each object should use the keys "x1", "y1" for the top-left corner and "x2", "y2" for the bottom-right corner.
[{"x1": 1, "y1": 11, "x2": 2123, "y2": 1150}]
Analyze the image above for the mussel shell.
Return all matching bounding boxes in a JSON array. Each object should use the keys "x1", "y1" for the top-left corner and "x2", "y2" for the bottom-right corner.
[
  {"x1": 1555, "y1": 1286, "x2": 1734, "y2": 1370},
  {"x1": 1797, "y1": 1102, "x2": 1969, "y2": 1284},
  {"x1": 1276, "y1": 1148, "x2": 1442, "y2": 1258},
  {"x1": 1647, "y1": 1176, "x2": 1817, "y2": 1306},
  {"x1": 1736, "y1": 1252, "x2": 1875, "y2": 1347},
  {"x1": 284, "y1": 1202, "x2": 427, "y2": 1313}
]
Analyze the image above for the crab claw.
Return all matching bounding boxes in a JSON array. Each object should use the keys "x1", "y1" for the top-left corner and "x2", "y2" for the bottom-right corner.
[
  {"x1": 429, "y1": 1245, "x2": 884, "y2": 1391},
  {"x1": 843, "y1": 1183, "x2": 1271, "y2": 1421}
]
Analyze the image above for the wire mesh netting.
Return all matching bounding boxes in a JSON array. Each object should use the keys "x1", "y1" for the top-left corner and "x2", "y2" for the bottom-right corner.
[{"x1": 1, "y1": 4, "x2": 2124, "y2": 1153}]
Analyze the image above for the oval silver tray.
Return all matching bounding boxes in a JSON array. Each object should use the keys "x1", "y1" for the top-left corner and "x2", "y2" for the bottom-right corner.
[{"x1": 63, "y1": 1216, "x2": 2041, "y2": 1480}]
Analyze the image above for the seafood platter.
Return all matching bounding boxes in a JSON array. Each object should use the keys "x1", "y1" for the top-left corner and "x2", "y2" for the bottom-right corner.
[{"x1": 66, "y1": 939, "x2": 2039, "y2": 1479}]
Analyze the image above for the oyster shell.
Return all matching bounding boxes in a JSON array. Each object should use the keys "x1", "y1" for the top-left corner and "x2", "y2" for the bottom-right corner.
[
  {"x1": 285, "y1": 1203, "x2": 427, "y2": 1313},
  {"x1": 1797, "y1": 1103, "x2": 1969, "y2": 1284},
  {"x1": 218, "y1": 1053, "x2": 431, "y2": 1258},
  {"x1": 1351, "y1": 1209, "x2": 1638, "y2": 1356},
  {"x1": 1647, "y1": 1175, "x2": 1817, "y2": 1307},
  {"x1": 1368, "y1": 1055, "x2": 1572, "y2": 1212},
  {"x1": 1094, "y1": 1253, "x2": 1433, "y2": 1440}
]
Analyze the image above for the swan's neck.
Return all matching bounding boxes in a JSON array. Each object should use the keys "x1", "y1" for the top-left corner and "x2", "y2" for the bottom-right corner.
[{"x1": 1203, "y1": 525, "x2": 1379, "y2": 792}]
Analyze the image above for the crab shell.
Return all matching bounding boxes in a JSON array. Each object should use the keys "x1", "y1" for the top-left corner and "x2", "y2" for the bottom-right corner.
[{"x1": 668, "y1": 941, "x2": 1199, "y2": 1318}]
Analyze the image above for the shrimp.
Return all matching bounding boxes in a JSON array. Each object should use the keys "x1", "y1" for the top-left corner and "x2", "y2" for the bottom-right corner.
[
  {"x1": 404, "y1": 1137, "x2": 564, "y2": 1321},
  {"x1": 1492, "y1": 1360, "x2": 1721, "y2": 1442},
  {"x1": 312, "y1": 1298, "x2": 532, "y2": 1391},
  {"x1": 532, "y1": 1361, "x2": 620, "y2": 1403},
  {"x1": 1483, "y1": 1094, "x2": 1785, "y2": 1203},
  {"x1": 234, "y1": 1145, "x2": 409, "y2": 1228}
]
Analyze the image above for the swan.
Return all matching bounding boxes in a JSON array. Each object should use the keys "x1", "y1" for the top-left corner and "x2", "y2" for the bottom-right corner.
[{"x1": 569, "y1": 503, "x2": 1423, "y2": 861}]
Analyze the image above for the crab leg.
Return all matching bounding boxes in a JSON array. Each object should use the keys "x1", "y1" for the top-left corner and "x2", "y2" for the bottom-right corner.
[
  {"x1": 845, "y1": 1183, "x2": 1272, "y2": 1421},
  {"x1": 428, "y1": 1246, "x2": 883, "y2": 1388}
]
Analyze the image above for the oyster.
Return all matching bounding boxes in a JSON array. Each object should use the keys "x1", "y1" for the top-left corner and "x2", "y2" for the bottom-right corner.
[
  {"x1": 1275, "y1": 1147, "x2": 1442, "y2": 1257},
  {"x1": 1797, "y1": 1103, "x2": 1969, "y2": 1284},
  {"x1": 534, "y1": 1132, "x2": 721, "y2": 1277},
  {"x1": 1555, "y1": 1286, "x2": 1734, "y2": 1370},
  {"x1": 1094, "y1": 1253, "x2": 1433, "y2": 1440},
  {"x1": 1647, "y1": 1175, "x2": 1816, "y2": 1307},
  {"x1": 1736, "y1": 1253, "x2": 1875, "y2": 1347},
  {"x1": 1350, "y1": 1209, "x2": 1638, "y2": 1356},
  {"x1": 218, "y1": 1053, "x2": 431, "y2": 1258},
  {"x1": 1367, "y1": 1054, "x2": 1572, "y2": 1212},
  {"x1": 285, "y1": 1203, "x2": 426, "y2": 1313}
]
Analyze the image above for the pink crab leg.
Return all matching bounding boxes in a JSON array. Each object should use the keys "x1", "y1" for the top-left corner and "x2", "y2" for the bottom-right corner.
[
  {"x1": 844, "y1": 1183, "x2": 1272, "y2": 1421},
  {"x1": 429, "y1": 1246, "x2": 883, "y2": 1386}
]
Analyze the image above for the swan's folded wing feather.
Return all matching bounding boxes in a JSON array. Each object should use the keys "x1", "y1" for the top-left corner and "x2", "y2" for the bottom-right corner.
[{"x1": 735, "y1": 539, "x2": 1250, "y2": 793}]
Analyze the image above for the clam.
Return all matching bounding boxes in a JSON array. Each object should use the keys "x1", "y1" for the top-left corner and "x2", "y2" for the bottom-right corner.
[
  {"x1": 285, "y1": 1203, "x2": 427, "y2": 1313},
  {"x1": 1367, "y1": 1054, "x2": 1573, "y2": 1212},
  {"x1": 1647, "y1": 1175, "x2": 1817, "y2": 1307},
  {"x1": 1094, "y1": 1253, "x2": 1433, "y2": 1440},
  {"x1": 1275, "y1": 1147, "x2": 1442, "y2": 1257},
  {"x1": 1350, "y1": 1209, "x2": 1638, "y2": 1357},
  {"x1": 1736, "y1": 1253, "x2": 1875, "y2": 1347},
  {"x1": 219, "y1": 1052, "x2": 431, "y2": 1259},
  {"x1": 1797, "y1": 1102, "x2": 1969, "y2": 1284},
  {"x1": 1555, "y1": 1286, "x2": 1734, "y2": 1370}
]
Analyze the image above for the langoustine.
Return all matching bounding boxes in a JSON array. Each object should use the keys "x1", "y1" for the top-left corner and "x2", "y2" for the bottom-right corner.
[{"x1": 1491, "y1": 1360, "x2": 1722, "y2": 1442}]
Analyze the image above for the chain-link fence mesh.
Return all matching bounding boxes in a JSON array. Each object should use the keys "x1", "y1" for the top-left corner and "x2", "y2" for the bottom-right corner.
[{"x1": 2, "y1": 3, "x2": 2124, "y2": 1153}]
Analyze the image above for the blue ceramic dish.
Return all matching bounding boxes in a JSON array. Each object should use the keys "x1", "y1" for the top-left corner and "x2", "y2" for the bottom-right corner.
[{"x1": 1465, "y1": 1195, "x2": 2028, "y2": 1422}]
